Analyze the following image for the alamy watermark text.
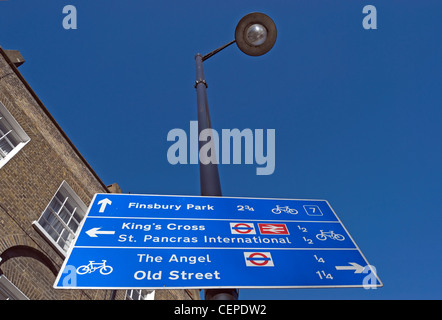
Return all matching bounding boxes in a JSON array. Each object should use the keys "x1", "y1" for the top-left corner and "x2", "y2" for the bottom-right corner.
[{"x1": 167, "y1": 121, "x2": 275, "y2": 175}]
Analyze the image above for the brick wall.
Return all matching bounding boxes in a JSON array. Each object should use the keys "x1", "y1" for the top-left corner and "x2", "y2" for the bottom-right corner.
[{"x1": 0, "y1": 48, "x2": 198, "y2": 300}]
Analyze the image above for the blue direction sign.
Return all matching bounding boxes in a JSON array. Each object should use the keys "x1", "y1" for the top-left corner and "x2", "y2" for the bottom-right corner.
[{"x1": 54, "y1": 194, "x2": 382, "y2": 289}]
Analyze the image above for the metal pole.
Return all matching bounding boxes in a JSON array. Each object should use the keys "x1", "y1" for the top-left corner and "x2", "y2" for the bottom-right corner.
[
  {"x1": 195, "y1": 53, "x2": 222, "y2": 196},
  {"x1": 194, "y1": 53, "x2": 238, "y2": 300}
]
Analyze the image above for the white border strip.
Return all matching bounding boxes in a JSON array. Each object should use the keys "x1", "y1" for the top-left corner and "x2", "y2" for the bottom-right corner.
[
  {"x1": 73, "y1": 246, "x2": 359, "y2": 251},
  {"x1": 84, "y1": 216, "x2": 340, "y2": 224}
]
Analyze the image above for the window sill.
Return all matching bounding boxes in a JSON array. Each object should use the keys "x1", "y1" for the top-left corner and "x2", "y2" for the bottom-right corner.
[{"x1": 32, "y1": 221, "x2": 67, "y2": 258}]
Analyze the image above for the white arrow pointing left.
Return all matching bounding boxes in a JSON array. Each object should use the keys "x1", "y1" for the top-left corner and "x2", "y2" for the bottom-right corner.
[
  {"x1": 97, "y1": 198, "x2": 112, "y2": 213},
  {"x1": 86, "y1": 227, "x2": 115, "y2": 238}
]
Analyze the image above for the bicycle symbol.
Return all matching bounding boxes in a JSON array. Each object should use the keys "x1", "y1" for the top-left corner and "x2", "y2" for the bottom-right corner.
[
  {"x1": 76, "y1": 260, "x2": 113, "y2": 275},
  {"x1": 316, "y1": 230, "x2": 345, "y2": 241},
  {"x1": 271, "y1": 205, "x2": 298, "y2": 215}
]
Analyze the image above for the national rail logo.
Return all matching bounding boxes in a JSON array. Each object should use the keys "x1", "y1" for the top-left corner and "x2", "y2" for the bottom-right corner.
[{"x1": 258, "y1": 223, "x2": 289, "y2": 235}]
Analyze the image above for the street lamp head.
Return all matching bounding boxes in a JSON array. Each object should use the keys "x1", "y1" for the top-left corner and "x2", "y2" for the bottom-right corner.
[
  {"x1": 245, "y1": 24, "x2": 268, "y2": 46},
  {"x1": 235, "y1": 12, "x2": 277, "y2": 56}
]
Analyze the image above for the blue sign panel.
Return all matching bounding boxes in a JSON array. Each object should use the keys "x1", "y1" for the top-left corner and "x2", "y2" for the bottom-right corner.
[{"x1": 54, "y1": 194, "x2": 382, "y2": 289}]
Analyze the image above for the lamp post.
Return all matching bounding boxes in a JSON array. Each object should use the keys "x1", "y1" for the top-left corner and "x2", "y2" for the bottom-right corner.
[{"x1": 194, "y1": 12, "x2": 277, "y2": 300}]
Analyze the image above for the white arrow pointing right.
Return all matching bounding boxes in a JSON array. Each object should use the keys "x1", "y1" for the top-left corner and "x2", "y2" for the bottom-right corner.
[{"x1": 335, "y1": 262, "x2": 365, "y2": 274}]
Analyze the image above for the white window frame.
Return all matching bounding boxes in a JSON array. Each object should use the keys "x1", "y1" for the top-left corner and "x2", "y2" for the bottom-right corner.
[
  {"x1": 33, "y1": 181, "x2": 87, "y2": 257},
  {"x1": 0, "y1": 100, "x2": 30, "y2": 169},
  {"x1": 0, "y1": 274, "x2": 29, "y2": 300},
  {"x1": 125, "y1": 289, "x2": 155, "y2": 300}
]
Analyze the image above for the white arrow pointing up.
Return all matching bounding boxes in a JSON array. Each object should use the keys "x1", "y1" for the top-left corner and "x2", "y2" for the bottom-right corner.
[
  {"x1": 335, "y1": 262, "x2": 365, "y2": 274},
  {"x1": 86, "y1": 227, "x2": 115, "y2": 238},
  {"x1": 97, "y1": 198, "x2": 112, "y2": 213}
]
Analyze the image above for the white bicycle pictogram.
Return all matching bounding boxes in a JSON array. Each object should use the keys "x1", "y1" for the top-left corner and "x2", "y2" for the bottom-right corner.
[
  {"x1": 316, "y1": 230, "x2": 345, "y2": 241},
  {"x1": 76, "y1": 260, "x2": 113, "y2": 275},
  {"x1": 271, "y1": 205, "x2": 298, "y2": 215}
]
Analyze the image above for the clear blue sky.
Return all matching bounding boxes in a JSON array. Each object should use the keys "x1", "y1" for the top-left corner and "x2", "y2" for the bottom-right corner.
[{"x1": 1, "y1": 0, "x2": 441, "y2": 299}]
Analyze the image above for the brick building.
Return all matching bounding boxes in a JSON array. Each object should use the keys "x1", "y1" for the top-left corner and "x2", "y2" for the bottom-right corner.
[{"x1": 0, "y1": 47, "x2": 199, "y2": 300}]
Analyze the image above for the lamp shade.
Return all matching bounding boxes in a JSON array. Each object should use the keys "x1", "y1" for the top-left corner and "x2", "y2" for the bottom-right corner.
[{"x1": 235, "y1": 12, "x2": 277, "y2": 56}]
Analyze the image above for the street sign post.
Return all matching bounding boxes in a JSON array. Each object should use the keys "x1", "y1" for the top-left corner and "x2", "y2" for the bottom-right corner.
[{"x1": 54, "y1": 194, "x2": 382, "y2": 289}]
